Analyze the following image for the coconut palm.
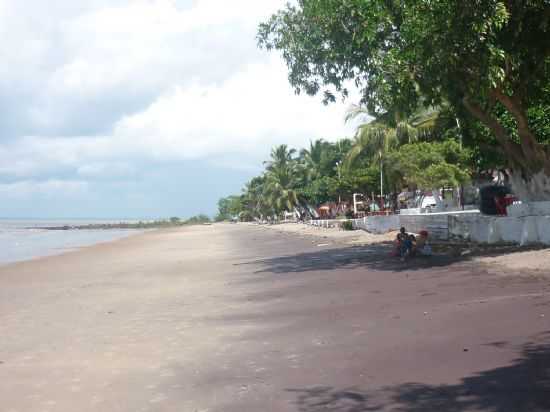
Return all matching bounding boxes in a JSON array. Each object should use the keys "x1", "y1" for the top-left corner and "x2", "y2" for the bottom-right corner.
[
  {"x1": 264, "y1": 144, "x2": 296, "y2": 172},
  {"x1": 299, "y1": 139, "x2": 328, "y2": 182},
  {"x1": 263, "y1": 144, "x2": 300, "y2": 216},
  {"x1": 299, "y1": 139, "x2": 336, "y2": 185},
  {"x1": 241, "y1": 176, "x2": 271, "y2": 219},
  {"x1": 344, "y1": 104, "x2": 440, "y2": 197},
  {"x1": 345, "y1": 124, "x2": 395, "y2": 198}
]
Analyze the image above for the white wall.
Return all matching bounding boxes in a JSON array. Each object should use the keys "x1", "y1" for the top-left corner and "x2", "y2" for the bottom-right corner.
[
  {"x1": 447, "y1": 213, "x2": 550, "y2": 245},
  {"x1": 352, "y1": 215, "x2": 400, "y2": 233},
  {"x1": 309, "y1": 208, "x2": 550, "y2": 245},
  {"x1": 400, "y1": 214, "x2": 451, "y2": 240}
]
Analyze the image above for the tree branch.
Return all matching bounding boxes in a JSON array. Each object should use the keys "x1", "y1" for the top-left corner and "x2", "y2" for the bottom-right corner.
[
  {"x1": 462, "y1": 96, "x2": 528, "y2": 170},
  {"x1": 490, "y1": 87, "x2": 546, "y2": 172}
]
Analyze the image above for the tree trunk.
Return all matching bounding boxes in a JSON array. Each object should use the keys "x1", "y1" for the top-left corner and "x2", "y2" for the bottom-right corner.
[
  {"x1": 462, "y1": 96, "x2": 528, "y2": 169},
  {"x1": 491, "y1": 88, "x2": 550, "y2": 174},
  {"x1": 508, "y1": 170, "x2": 550, "y2": 202},
  {"x1": 462, "y1": 95, "x2": 550, "y2": 201}
]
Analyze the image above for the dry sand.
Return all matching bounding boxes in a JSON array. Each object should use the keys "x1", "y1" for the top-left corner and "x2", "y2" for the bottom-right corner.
[
  {"x1": 475, "y1": 248, "x2": 550, "y2": 273},
  {"x1": 258, "y1": 221, "x2": 396, "y2": 245},
  {"x1": 1, "y1": 223, "x2": 549, "y2": 411}
]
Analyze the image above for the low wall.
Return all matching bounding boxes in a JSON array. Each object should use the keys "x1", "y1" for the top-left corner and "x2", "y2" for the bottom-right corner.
[
  {"x1": 309, "y1": 216, "x2": 400, "y2": 233},
  {"x1": 352, "y1": 215, "x2": 400, "y2": 234},
  {"x1": 310, "y1": 219, "x2": 345, "y2": 229},
  {"x1": 399, "y1": 211, "x2": 550, "y2": 245},
  {"x1": 449, "y1": 214, "x2": 550, "y2": 245},
  {"x1": 309, "y1": 211, "x2": 550, "y2": 245},
  {"x1": 399, "y1": 213, "x2": 451, "y2": 240}
]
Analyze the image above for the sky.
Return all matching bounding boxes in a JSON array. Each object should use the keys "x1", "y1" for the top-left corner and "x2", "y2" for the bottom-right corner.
[{"x1": 0, "y1": 0, "x2": 355, "y2": 219}]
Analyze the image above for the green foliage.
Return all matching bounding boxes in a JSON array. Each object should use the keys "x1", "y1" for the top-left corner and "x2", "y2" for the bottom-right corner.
[
  {"x1": 345, "y1": 124, "x2": 395, "y2": 170},
  {"x1": 241, "y1": 175, "x2": 272, "y2": 219},
  {"x1": 258, "y1": 0, "x2": 550, "y2": 185},
  {"x1": 298, "y1": 175, "x2": 335, "y2": 205},
  {"x1": 212, "y1": 0, "x2": 550, "y2": 212},
  {"x1": 217, "y1": 137, "x2": 385, "y2": 220},
  {"x1": 217, "y1": 138, "x2": 472, "y2": 218},
  {"x1": 387, "y1": 140, "x2": 472, "y2": 190},
  {"x1": 263, "y1": 144, "x2": 300, "y2": 214},
  {"x1": 298, "y1": 138, "x2": 353, "y2": 182},
  {"x1": 335, "y1": 166, "x2": 380, "y2": 199},
  {"x1": 184, "y1": 214, "x2": 211, "y2": 225},
  {"x1": 419, "y1": 163, "x2": 470, "y2": 190},
  {"x1": 528, "y1": 99, "x2": 550, "y2": 145},
  {"x1": 216, "y1": 195, "x2": 243, "y2": 221}
]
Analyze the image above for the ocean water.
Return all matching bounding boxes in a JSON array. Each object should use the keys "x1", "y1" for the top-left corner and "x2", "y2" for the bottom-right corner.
[{"x1": 0, "y1": 219, "x2": 144, "y2": 265}]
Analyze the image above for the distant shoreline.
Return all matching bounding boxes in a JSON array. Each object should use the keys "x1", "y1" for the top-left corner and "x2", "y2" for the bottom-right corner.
[
  {"x1": 31, "y1": 221, "x2": 213, "y2": 231},
  {"x1": 33, "y1": 222, "x2": 175, "y2": 230}
]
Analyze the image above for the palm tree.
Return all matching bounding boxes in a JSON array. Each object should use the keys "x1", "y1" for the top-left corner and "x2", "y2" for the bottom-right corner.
[
  {"x1": 344, "y1": 104, "x2": 439, "y2": 198},
  {"x1": 346, "y1": 124, "x2": 395, "y2": 199},
  {"x1": 242, "y1": 176, "x2": 271, "y2": 219},
  {"x1": 264, "y1": 144, "x2": 296, "y2": 172},
  {"x1": 299, "y1": 139, "x2": 327, "y2": 182},
  {"x1": 263, "y1": 145, "x2": 300, "y2": 216}
]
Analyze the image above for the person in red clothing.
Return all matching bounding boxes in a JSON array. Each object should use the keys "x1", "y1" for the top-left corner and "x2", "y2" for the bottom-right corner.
[
  {"x1": 494, "y1": 195, "x2": 507, "y2": 215},
  {"x1": 416, "y1": 230, "x2": 432, "y2": 256}
]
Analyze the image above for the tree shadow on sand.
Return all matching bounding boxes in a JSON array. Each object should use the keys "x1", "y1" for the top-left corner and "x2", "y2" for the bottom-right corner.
[
  {"x1": 239, "y1": 243, "x2": 465, "y2": 274},
  {"x1": 288, "y1": 341, "x2": 550, "y2": 412}
]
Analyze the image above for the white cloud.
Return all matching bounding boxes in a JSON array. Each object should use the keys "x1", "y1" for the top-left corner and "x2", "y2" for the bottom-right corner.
[
  {"x1": 77, "y1": 162, "x2": 137, "y2": 179},
  {"x1": 114, "y1": 57, "x2": 354, "y2": 159},
  {"x1": 0, "y1": 56, "x2": 355, "y2": 180},
  {"x1": 0, "y1": 1, "x2": 286, "y2": 137},
  {"x1": 0, "y1": 180, "x2": 89, "y2": 199},
  {"x1": 0, "y1": 0, "x2": 360, "y2": 216}
]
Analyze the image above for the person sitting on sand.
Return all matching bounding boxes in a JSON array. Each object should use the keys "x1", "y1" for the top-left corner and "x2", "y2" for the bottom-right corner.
[
  {"x1": 392, "y1": 227, "x2": 408, "y2": 257},
  {"x1": 400, "y1": 232, "x2": 413, "y2": 261},
  {"x1": 400, "y1": 234, "x2": 416, "y2": 260},
  {"x1": 392, "y1": 233, "x2": 402, "y2": 257},
  {"x1": 415, "y1": 230, "x2": 432, "y2": 256}
]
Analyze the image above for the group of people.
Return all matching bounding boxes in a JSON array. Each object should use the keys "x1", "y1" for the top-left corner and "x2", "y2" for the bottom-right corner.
[{"x1": 392, "y1": 227, "x2": 432, "y2": 261}]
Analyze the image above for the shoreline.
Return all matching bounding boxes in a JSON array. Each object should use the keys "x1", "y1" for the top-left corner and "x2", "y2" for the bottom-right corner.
[
  {"x1": 0, "y1": 227, "x2": 161, "y2": 269},
  {"x1": 32, "y1": 222, "x2": 194, "y2": 231}
]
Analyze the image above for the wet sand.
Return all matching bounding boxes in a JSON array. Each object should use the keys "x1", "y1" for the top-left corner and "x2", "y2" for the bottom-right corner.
[{"x1": 1, "y1": 223, "x2": 549, "y2": 411}]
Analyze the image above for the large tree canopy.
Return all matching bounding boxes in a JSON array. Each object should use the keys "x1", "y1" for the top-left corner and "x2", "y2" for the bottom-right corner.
[
  {"x1": 258, "y1": 0, "x2": 550, "y2": 200},
  {"x1": 216, "y1": 195, "x2": 243, "y2": 221},
  {"x1": 387, "y1": 140, "x2": 472, "y2": 190}
]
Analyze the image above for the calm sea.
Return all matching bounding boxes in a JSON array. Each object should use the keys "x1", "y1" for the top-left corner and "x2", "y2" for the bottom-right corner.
[{"x1": 0, "y1": 219, "x2": 144, "y2": 265}]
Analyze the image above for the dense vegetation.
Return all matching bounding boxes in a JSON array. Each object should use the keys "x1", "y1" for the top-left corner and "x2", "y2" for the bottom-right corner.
[
  {"x1": 218, "y1": 0, "x2": 550, "y2": 221},
  {"x1": 216, "y1": 133, "x2": 472, "y2": 221},
  {"x1": 258, "y1": 0, "x2": 550, "y2": 201}
]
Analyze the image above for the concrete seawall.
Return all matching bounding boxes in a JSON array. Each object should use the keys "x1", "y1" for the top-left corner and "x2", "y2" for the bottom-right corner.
[{"x1": 309, "y1": 209, "x2": 550, "y2": 246}]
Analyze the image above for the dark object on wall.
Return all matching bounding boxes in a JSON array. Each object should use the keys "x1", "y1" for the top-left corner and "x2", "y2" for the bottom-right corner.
[{"x1": 479, "y1": 185, "x2": 511, "y2": 215}]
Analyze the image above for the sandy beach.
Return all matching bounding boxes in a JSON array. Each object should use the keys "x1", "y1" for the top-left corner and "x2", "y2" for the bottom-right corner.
[
  {"x1": 1, "y1": 223, "x2": 550, "y2": 411},
  {"x1": 258, "y1": 221, "x2": 397, "y2": 245}
]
